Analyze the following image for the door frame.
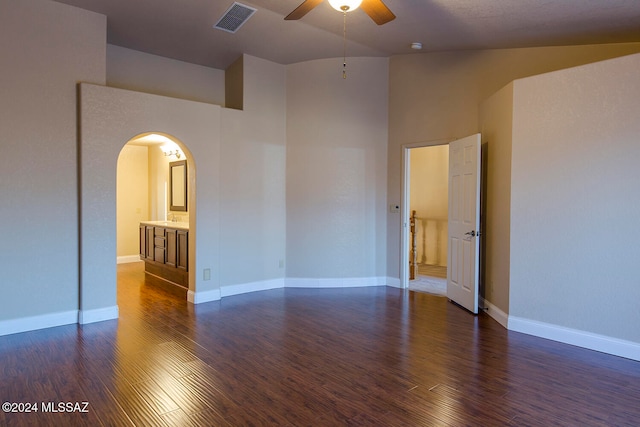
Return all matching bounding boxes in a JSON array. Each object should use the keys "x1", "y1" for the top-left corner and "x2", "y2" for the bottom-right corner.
[{"x1": 400, "y1": 138, "x2": 453, "y2": 289}]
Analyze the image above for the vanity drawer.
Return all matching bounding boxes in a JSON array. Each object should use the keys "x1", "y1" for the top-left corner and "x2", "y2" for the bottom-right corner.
[
  {"x1": 153, "y1": 227, "x2": 166, "y2": 263},
  {"x1": 154, "y1": 247, "x2": 165, "y2": 263}
]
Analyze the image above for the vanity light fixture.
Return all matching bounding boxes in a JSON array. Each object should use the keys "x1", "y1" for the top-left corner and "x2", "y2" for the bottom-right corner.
[{"x1": 161, "y1": 143, "x2": 182, "y2": 159}]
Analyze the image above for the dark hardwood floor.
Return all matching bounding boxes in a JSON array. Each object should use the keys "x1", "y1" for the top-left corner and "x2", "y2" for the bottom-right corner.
[{"x1": 1, "y1": 262, "x2": 639, "y2": 426}]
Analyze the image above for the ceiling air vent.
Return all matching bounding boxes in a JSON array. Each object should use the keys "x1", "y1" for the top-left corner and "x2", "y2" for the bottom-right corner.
[{"x1": 214, "y1": 2, "x2": 257, "y2": 34}]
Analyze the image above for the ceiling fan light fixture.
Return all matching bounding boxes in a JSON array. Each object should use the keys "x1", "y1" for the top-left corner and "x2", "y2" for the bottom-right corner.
[{"x1": 328, "y1": 0, "x2": 362, "y2": 13}]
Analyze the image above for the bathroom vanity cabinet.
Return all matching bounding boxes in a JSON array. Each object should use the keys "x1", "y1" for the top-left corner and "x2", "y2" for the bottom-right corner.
[{"x1": 140, "y1": 221, "x2": 188, "y2": 290}]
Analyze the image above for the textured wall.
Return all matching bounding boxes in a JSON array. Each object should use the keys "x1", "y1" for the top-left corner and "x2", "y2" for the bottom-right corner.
[
  {"x1": 219, "y1": 55, "x2": 287, "y2": 287},
  {"x1": 510, "y1": 53, "x2": 640, "y2": 343},
  {"x1": 0, "y1": 0, "x2": 105, "y2": 323},
  {"x1": 107, "y1": 44, "x2": 225, "y2": 106},
  {"x1": 79, "y1": 84, "x2": 221, "y2": 313},
  {"x1": 478, "y1": 83, "x2": 514, "y2": 314},
  {"x1": 286, "y1": 57, "x2": 389, "y2": 280}
]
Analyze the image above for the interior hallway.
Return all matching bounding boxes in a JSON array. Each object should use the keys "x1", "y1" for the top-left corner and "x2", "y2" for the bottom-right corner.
[{"x1": 409, "y1": 264, "x2": 447, "y2": 296}]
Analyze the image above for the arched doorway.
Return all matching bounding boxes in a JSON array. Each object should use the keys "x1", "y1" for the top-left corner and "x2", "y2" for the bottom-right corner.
[
  {"x1": 116, "y1": 133, "x2": 194, "y2": 296},
  {"x1": 78, "y1": 83, "x2": 221, "y2": 325}
]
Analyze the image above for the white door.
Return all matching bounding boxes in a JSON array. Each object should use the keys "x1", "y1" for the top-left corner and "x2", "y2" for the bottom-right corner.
[{"x1": 447, "y1": 134, "x2": 481, "y2": 313}]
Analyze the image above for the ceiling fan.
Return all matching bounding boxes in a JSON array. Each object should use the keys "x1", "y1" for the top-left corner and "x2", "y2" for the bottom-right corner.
[{"x1": 285, "y1": 0, "x2": 396, "y2": 25}]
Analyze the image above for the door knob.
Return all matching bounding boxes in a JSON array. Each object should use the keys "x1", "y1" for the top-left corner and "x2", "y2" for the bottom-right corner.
[{"x1": 465, "y1": 230, "x2": 476, "y2": 237}]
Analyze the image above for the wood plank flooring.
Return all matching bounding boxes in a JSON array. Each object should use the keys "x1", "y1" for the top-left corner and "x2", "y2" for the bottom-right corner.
[{"x1": 1, "y1": 262, "x2": 639, "y2": 426}]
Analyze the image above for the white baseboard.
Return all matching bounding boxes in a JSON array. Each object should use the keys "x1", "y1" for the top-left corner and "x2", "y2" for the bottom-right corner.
[
  {"x1": 474, "y1": 299, "x2": 640, "y2": 361},
  {"x1": 78, "y1": 306, "x2": 119, "y2": 325},
  {"x1": 221, "y1": 278, "x2": 285, "y2": 298},
  {"x1": 385, "y1": 277, "x2": 403, "y2": 288},
  {"x1": 286, "y1": 277, "x2": 386, "y2": 288},
  {"x1": 479, "y1": 297, "x2": 509, "y2": 328},
  {"x1": 0, "y1": 310, "x2": 77, "y2": 336},
  {"x1": 188, "y1": 288, "x2": 221, "y2": 304},
  {"x1": 117, "y1": 255, "x2": 142, "y2": 264},
  {"x1": 509, "y1": 316, "x2": 640, "y2": 362},
  {"x1": 189, "y1": 276, "x2": 388, "y2": 303}
]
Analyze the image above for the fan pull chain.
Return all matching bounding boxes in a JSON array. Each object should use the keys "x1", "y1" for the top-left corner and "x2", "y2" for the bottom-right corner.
[{"x1": 342, "y1": 11, "x2": 347, "y2": 79}]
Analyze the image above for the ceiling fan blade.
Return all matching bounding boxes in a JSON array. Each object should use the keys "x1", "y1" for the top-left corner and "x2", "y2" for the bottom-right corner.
[
  {"x1": 360, "y1": 0, "x2": 396, "y2": 25},
  {"x1": 285, "y1": 0, "x2": 324, "y2": 20}
]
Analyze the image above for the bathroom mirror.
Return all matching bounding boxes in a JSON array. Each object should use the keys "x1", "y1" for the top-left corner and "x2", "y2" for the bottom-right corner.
[{"x1": 170, "y1": 160, "x2": 187, "y2": 212}]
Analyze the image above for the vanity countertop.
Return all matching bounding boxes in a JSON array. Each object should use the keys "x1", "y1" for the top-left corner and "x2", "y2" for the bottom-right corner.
[{"x1": 140, "y1": 220, "x2": 189, "y2": 231}]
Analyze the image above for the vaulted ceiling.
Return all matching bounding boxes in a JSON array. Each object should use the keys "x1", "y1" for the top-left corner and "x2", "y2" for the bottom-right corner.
[{"x1": 53, "y1": 0, "x2": 640, "y2": 70}]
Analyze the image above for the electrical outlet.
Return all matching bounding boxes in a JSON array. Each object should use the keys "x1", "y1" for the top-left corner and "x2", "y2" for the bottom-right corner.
[
  {"x1": 279, "y1": 259, "x2": 284, "y2": 268},
  {"x1": 203, "y1": 268, "x2": 211, "y2": 281}
]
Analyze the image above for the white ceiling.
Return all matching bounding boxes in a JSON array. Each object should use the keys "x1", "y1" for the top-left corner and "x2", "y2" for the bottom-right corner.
[{"x1": 53, "y1": 0, "x2": 640, "y2": 70}]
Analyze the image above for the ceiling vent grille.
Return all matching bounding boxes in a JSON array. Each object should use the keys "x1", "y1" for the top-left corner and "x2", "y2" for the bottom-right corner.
[{"x1": 214, "y1": 2, "x2": 257, "y2": 33}]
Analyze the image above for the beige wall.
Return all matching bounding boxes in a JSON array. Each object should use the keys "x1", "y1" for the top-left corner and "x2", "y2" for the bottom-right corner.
[
  {"x1": 116, "y1": 144, "x2": 149, "y2": 258},
  {"x1": 509, "y1": 53, "x2": 640, "y2": 344},
  {"x1": 387, "y1": 42, "x2": 640, "y2": 290},
  {"x1": 225, "y1": 56, "x2": 243, "y2": 111},
  {"x1": 107, "y1": 44, "x2": 225, "y2": 106},
  {"x1": 409, "y1": 146, "x2": 448, "y2": 266},
  {"x1": 479, "y1": 83, "x2": 514, "y2": 314},
  {"x1": 148, "y1": 146, "x2": 165, "y2": 221},
  {"x1": 219, "y1": 55, "x2": 287, "y2": 288},
  {"x1": 0, "y1": 0, "x2": 105, "y2": 325},
  {"x1": 286, "y1": 57, "x2": 389, "y2": 280},
  {"x1": 80, "y1": 84, "x2": 221, "y2": 314}
]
